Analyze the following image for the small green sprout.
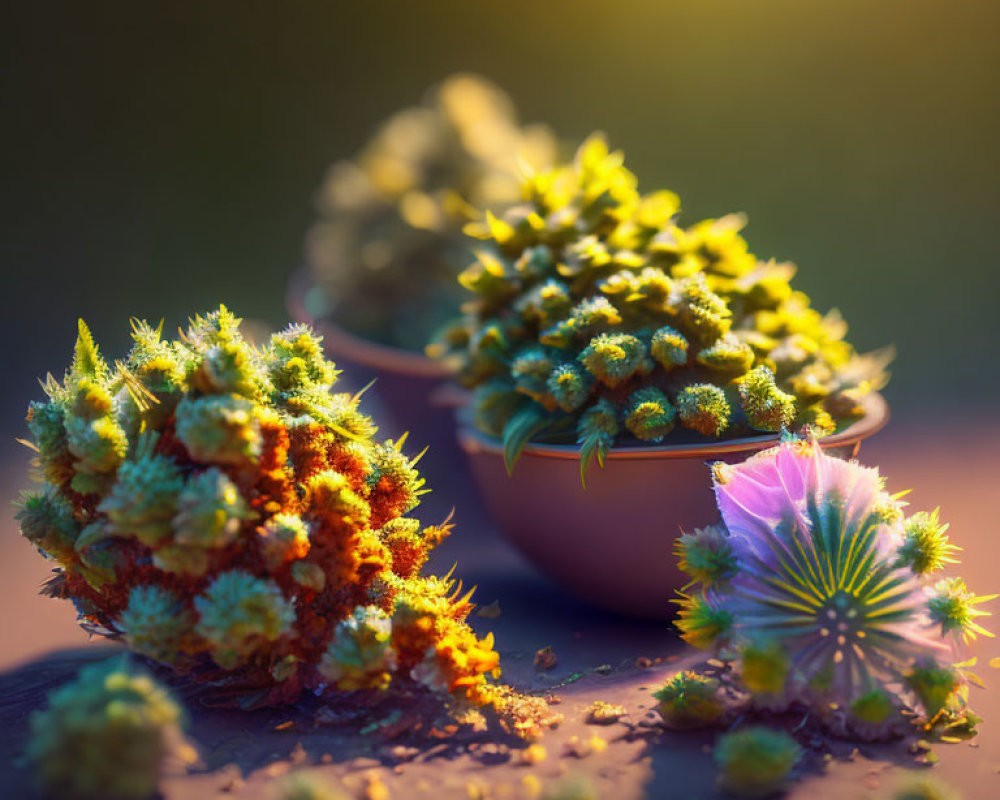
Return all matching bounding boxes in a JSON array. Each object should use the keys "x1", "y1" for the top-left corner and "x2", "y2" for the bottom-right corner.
[
  {"x1": 652, "y1": 671, "x2": 725, "y2": 729},
  {"x1": 713, "y1": 726, "x2": 801, "y2": 798}
]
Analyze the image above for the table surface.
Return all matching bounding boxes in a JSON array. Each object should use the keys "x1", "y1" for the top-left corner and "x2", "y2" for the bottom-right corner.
[{"x1": 2, "y1": 420, "x2": 999, "y2": 800}]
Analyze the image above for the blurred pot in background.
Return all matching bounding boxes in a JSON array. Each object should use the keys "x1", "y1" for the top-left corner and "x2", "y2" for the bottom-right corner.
[
  {"x1": 290, "y1": 73, "x2": 557, "y2": 525},
  {"x1": 299, "y1": 72, "x2": 556, "y2": 355}
]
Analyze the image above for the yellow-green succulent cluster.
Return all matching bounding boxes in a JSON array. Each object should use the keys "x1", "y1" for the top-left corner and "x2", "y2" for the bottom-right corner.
[
  {"x1": 304, "y1": 73, "x2": 557, "y2": 351},
  {"x1": 16, "y1": 307, "x2": 547, "y2": 728},
  {"x1": 28, "y1": 657, "x2": 196, "y2": 800},
  {"x1": 432, "y1": 135, "x2": 891, "y2": 479}
]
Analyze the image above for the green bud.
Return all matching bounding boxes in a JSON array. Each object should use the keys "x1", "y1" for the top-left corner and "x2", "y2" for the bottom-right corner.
[
  {"x1": 99, "y1": 452, "x2": 184, "y2": 546},
  {"x1": 65, "y1": 413, "x2": 128, "y2": 495},
  {"x1": 674, "y1": 593, "x2": 733, "y2": 649},
  {"x1": 738, "y1": 366, "x2": 795, "y2": 432},
  {"x1": 696, "y1": 334, "x2": 755, "y2": 372},
  {"x1": 268, "y1": 324, "x2": 339, "y2": 393},
  {"x1": 927, "y1": 577, "x2": 995, "y2": 643},
  {"x1": 676, "y1": 384, "x2": 731, "y2": 437},
  {"x1": 17, "y1": 492, "x2": 81, "y2": 564},
  {"x1": 547, "y1": 363, "x2": 594, "y2": 412},
  {"x1": 175, "y1": 394, "x2": 262, "y2": 465},
  {"x1": 674, "y1": 275, "x2": 731, "y2": 344},
  {"x1": 624, "y1": 386, "x2": 675, "y2": 441},
  {"x1": 674, "y1": 525, "x2": 736, "y2": 588},
  {"x1": 194, "y1": 571, "x2": 295, "y2": 670},
  {"x1": 579, "y1": 333, "x2": 651, "y2": 387},
  {"x1": 318, "y1": 606, "x2": 396, "y2": 691},
  {"x1": 513, "y1": 277, "x2": 572, "y2": 327},
  {"x1": 897, "y1": 509, "x2": 958, "y2": 576},
  {"x1": 905, "y1": 662, "x2": 961, "y2": 719},
  {"x1": 510, "y1": 347, "x2": 555, "y2": 402},
  {"x1": 28, "y1": 657, "x2": 193, "y2": 800},
  {"x1": 653, "y1": 671, "x2": 725, "y2": 730},
  {"x1": 713, "y1": 726, "x2": 800, "y2": 798},
  {"x1": 119, "y1": 586, "x2": 194, "y2": 665},
  {"x1": 27, "y1": 401, "x2": 73, "y2": 486},
  {"x1": 650, "y1": 325, "x2": 689, "y2": 370},
  {"x1": 849, "y1": 689, "x2": 895, "y2": 725},
  {"x1": 173, "y1": 468, "x2": 254, "y2": 549}
]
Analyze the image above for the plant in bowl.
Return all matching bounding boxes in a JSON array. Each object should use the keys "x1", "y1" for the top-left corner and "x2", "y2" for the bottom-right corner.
[
  {"x1": 290, "y1": 74, "x2": 558, "y2": 525},
  {"x1": 16, "y1": 307, "x2": 555, "y2": 738},
  {"x1": 433, "y1": 135, "x2": 892, "y2": 617}
]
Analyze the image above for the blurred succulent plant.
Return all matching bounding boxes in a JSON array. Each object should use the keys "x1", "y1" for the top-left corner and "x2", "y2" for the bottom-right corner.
[
  {"x1": 674, "y1": 437, "x2": 994, "y2": 739},
  {"x1": 28, "y1": 657, "x2": 195, "y2": 800},
  {"x1": 541, "y1": 774, "x2": 599, "y2": 800},
  {"x1": 16, "y1": 307, "x2": 551, "y2": 734},
  {"x1": 274, "y1": 772, "x2": 349, "y2": 800},
  {"x1": 304, "y1": 73, "x2": 558, "y2": 351},
  {"x1": 431, "y1": 135, "x2": 892, "y2": 481},
  {"x1": 892, "y1": 774, "x2": 962, "y2": 800},
  {"x1": 713, "y1": 726, "x2": 801, "y2": 798}
]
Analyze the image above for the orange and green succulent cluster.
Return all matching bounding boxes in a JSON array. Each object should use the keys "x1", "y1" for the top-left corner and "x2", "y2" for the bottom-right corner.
[
  {"x1": 671, "y1": 437, "x2": 993, "y2": 740},
  {"x1": 304, "y1": 73, "x2": 557, "y2": 351},
  {"x1": 16, "y1": 307, "x2": 525, "y2": 720},
  {"x1": 432, "y1": 135, "x2": 891, "y2": 479}
]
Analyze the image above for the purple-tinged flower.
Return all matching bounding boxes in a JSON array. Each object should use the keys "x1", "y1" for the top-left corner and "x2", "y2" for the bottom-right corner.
[{"x1": 675, "y1": 436, "x2": 992, "y2": 732}]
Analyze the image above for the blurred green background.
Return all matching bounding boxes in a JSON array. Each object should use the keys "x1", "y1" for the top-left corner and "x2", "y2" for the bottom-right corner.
[{"x1": 3, "y1": 0, "x2": 998, "y2": 446}]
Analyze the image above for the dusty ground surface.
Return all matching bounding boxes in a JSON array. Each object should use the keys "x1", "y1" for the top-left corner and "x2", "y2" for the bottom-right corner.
[{"x1": 2, "y1": 419, "x2": 999, "y2": 799}]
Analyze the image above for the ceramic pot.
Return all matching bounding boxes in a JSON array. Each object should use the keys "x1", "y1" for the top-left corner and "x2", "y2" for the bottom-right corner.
[
  {"x1": 457, "y1": 392, "x2": 889, "y2": 620},
  {"x1": 286, "y1": 269, "x2": 474, "y2": 530}
]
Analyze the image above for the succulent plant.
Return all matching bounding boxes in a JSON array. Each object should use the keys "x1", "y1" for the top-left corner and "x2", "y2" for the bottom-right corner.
[
  {"x1": 674, "y1": 436, "x2": 994, "y2": 738},
  {"x1": 304, "y1": 73, "x2": 558, "y2": 351},
  {"x1": 432, "y1": 135, "x2": 892, "y2": 481},
  {"x1": 893, "y1": 774, "x2": 962, "y2": 800},
  {"x1": 652, "y1": 670, "x2": 726, "y2": 729},
  {"x1": 16, "y1": 307, "x2": 548, "y2": 731},
  {"x1": 541, "y1": 774, "x2": 599, "y2": 800},
  {"x1": 275, "y1": 772, "x2": 348, "y2": 800},
  {"x1": 28, "y1": 657, "x2": 195, "y2": 800},
  {"x1": 713, "y1": 726, "x2": 801, "y2": 798}
]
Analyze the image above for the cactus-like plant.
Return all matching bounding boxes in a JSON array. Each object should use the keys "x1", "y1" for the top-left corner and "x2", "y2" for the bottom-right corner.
[
  {"x1": 892, "y1": 775, "x2": 962, "y2": 800},
  {"x1": 713, "y1": 726, "x2": 801, "y2": 798},
  {"x1": 652, "y1": 671, "x2": 726, "y2": 730},
  {"x1": 304, "y1": 73, "x2": 557, "y2": 351},
  {"x1": 28, "y1": 657, "x2": 195, "y2": 800},
  {"x1": 16, "y1": 308, "x2": 551, "y2": 733},
  {"x1": 674, "y1": 436, "x2": 994, "y2": 739},
  {"x1": 275, "y1": 772, "x2": 349, "y2": 800},
  {"x1": 432, "y1": 135, "x2": 892, "y2": 481}
]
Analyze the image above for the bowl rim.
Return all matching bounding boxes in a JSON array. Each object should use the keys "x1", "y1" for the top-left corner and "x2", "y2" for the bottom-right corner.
[
  {"x1": 457, "y1": 391, "x2": 889, "y2": 461},
  {"x1": 286, "y1": 267, "x2": 452, "y2": 379}
]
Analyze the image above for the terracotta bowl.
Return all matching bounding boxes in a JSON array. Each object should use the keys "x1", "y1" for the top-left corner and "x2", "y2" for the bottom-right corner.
[
  {"x1": 457, "y1": 393, "x2": 890, "y2": 620},
  {"x1": 286, "y1": 269, "x2": 474, "y2": 528}
]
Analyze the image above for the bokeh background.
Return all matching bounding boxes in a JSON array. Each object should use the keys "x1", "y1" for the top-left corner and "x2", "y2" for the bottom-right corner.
[{"x1": 2, "y1": 2, "x2": 998, "y2": 663}]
